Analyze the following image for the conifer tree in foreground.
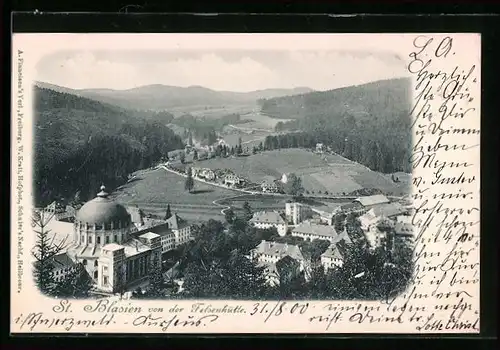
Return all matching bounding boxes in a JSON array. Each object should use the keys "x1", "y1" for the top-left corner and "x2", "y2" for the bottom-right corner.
[{"x1": 31, "y1": 210, "x2": 67, "y2": 296}]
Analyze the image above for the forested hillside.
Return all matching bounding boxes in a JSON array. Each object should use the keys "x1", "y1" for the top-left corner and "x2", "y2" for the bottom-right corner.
[
  {"x1": 259, "y1": 78, "x2": 413, "y2": 173},
  {"x1": 34, "y1": 87, "x2": 184, "y2": 206}
]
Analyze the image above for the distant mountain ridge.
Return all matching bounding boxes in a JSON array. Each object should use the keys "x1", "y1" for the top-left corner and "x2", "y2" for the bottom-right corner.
[{"x1": 34, "y1": 81, "x2": 314, "y2": 110}]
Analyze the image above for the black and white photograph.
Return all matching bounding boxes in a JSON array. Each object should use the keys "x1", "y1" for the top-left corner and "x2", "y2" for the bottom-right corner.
[
  {"x1": 11, "y1": 32, "x2": 481, "y2": 334},
  {"x1": 32, "y1": 47, "x2": 415, "y2": 301}
]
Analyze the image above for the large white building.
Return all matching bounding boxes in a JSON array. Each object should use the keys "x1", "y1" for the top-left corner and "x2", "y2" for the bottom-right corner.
[
  {"x1": 285, "y1": 202, "x2": 311, "y2": 225},
  {"x1": 134, "y1": 223, "x2": 176, "y2": 254},
  {"x1": 62, "y1": 185, "x2": 162, "y2": 293},
  {"x1": 165, "y1": 213, "x2": 192, "y2": 246},
  {"x1": 249, "y1": 211, "x2": 288, "y2": 236},
  {"x1": 291, "y1": 221, "x2": 352, "y2": 244}
]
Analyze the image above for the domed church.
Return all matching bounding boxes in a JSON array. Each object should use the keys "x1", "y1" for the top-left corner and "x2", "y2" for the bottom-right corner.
[{"x1": 67, "y1": 185, "x2": 162, "y2": 293}]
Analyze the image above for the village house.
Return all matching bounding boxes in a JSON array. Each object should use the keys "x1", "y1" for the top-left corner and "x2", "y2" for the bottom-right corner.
[
  {"x1": 250, "y1": 240, "x2": 306, "y2": 286},
  {"x1": 195, "y1": 168, "x2": 216, "y2": 181},
  {"x1": 261, "y1": 180, "x2": 279, "y2": 193},
  {"x1": 224, "y1": 174, "x2": 246, "y2": 187},
  {"x1": 316, "y1": 143, "x2": 325, "y2": 153},
  {"x1": 320, "y1": 244, "x2": 344, "y2": 272},
  {"x1": 394, "y1": 221, "x2": 414, "y2": 239},
  {"x1": 43, "y1": 200, "x2": 75, "y2": 222},
  {"x1": 249, "y1": 211, "x2": 288, "y2": 236}
]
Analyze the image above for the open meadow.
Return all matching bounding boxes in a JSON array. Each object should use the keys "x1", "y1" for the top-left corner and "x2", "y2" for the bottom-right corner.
[
  {"x1": 198, "y1": 148, "x2": 411, "y2": 196},
  {"x1": 111, "y1": 168, "x2": 241, "y2": 223}
]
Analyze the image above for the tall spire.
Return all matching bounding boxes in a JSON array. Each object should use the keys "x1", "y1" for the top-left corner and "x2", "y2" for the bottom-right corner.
[{"x1": 97, "y1": 184, "x2": 109, "y2": 198}]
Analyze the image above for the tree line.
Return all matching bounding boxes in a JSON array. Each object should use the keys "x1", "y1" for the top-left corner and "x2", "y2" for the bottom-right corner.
[
  {"x1": 34, "y1": 87, "x2": 184, "y2": 206},
  {"x1": 259, "y1": 78, "x2": 413, "y2": 174}
]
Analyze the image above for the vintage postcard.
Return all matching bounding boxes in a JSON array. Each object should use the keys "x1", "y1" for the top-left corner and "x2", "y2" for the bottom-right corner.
[{"x1": 11, "y1": 33, "x2": 480, "y2": 334}]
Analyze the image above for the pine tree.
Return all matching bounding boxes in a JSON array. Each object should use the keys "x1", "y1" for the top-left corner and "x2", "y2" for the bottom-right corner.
[
  {"x1": 32, "y1": 210, "x2": 68, "y2": 296},
  {"x1": 143, "y1": 259, "x2": 165, "y2": 299},
  {"x1": 224, "y1": 208, "x2": 236, "y2": 224},
  {"x1": 242, "y1": 202, "x2": 253, "y2": 221},
  {"x1": 184, "y1": 167, "x2": 194, "y2": 193}
]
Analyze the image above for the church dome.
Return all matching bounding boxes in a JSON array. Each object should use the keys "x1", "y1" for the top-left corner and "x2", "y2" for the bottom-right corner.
[{"x1": 76, "y1": 185, "x2": 131, "y2": 226}]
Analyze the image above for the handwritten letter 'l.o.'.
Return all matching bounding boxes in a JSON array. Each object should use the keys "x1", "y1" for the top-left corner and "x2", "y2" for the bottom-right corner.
[{"x1": 10, "y1": 33, "x2": 480, "y2": 334}]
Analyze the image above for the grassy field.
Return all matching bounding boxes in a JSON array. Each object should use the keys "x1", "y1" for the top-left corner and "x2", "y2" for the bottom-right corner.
[
  {"x1": 197, "y1": 149, "x2": 411, "y2": 196},
  {"x1": 170, "y1": 104, "x2": 255, "y2": 119},
  {"x1": 111, "y1": 168, "x2": 241, "y2": 223}
]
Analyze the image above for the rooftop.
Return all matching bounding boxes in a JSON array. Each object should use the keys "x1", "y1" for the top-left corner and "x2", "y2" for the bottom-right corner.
[
  {"x1": 165, "y1": 213, "x2": 189, "y2": 230},
  {"x1": 136, "y1": 222, "x2": 174, "y2": 237},
  {"x1": 293, "y1": 221, "x2": 338, "y2": 238},
  {"x1": 250, "y1": 211, "x2": 286, "y2": 225},
  {"x1": 321, "y1": 244, "x2": 343, "y2": 260},
  {"x1": 122, "y1": 239, "x2": 151, "y2": 257},
  {"x1": 395, "y1": 222, "x2": 414, "y2": 236},
  {"x1": 354, "y1": 194, "x2": 390, "y2": 207},
  {"x1": 253, "y1": 240, "x2": 304, "y2": 261},
  {"x1": 370, "y1": 202, "x2": 406, "y2": 218},
  {"x1": 102, "y1": 243, "x2": 124, "y2": 252},
  {"x1": 76, "y1": 185, "x2": 131, "y2": 226},
  {"x1": 139, "y1": 231, "x2": 161, "y2": 240},
  {"x1": 52, "y1": 252, "x2": 76, "y2": 269}
]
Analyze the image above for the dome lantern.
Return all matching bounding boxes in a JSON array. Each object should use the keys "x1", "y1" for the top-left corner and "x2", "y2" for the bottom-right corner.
[{"x1": 97, "y1": 184, "x2": 109, "y2": 198}]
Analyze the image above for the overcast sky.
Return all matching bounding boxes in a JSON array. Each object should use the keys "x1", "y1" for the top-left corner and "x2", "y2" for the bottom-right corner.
[{"x1": 36, "y1": 49, "x2": 410, "y2": 92}]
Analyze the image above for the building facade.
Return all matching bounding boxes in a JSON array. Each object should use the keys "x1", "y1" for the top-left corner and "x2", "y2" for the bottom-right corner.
[
  {"x1": 292, "y1": 221, "x2": 351, "y2": 244},
  {"x1": 285, "y1": 202, "x2": 310, "y2": 225},
  {"x1": 249, "y1": 211, "x2": 288, "y2": 236},
  {"x1": 65, "y1": 185, "x2": 162, "y2": 293},
  {"x1": 250, "y1": 240, "x2": 305, "y2": 286},
  {"x1": 165, "y1": 213, "x2": 192, "y2": 246},
  {"x1": 320, "y1": 244, "x2": 344, "y2": 272}
]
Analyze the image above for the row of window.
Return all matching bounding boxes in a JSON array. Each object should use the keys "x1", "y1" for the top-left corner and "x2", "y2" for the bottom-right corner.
[{"x1": 80, "y1": 234, "x2": 124, "y2": 245}]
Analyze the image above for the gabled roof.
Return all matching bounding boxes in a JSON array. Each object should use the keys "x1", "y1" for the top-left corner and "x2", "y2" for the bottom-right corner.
[
  {"x1": 321, "y1": 244, "x2": 343, "y2": 260},
  {"x1": 52, "y1": 252, "x2": 76, "y2": 269},
  {"x1": 354, "y1": 195, "x2": 390, "y2": 207},
  {"x1": 253, "y1": 240, "x2": 304, "y2": 261},
  {"x1": 165, "y1": 213, "x2": 189, "y2": 230},
  {"x1": 292, "y1": 221, "x2": 338, "y2": 238},
  {"x1": 370, "y1": 203, "x2": 406, "y2": 218},
  {"x1": 250, "y1": 211, "x2": 286, "y2": 225}
]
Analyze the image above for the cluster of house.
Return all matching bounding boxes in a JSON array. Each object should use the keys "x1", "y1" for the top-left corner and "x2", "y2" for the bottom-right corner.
[
  {"x1": 40, "y1": 188, "x2": 193, "y2": 294},
  {"x1": 246, "y1": 194, "x2": 414, "y2": 286},
  {"x1": 189, "y1": 166, "x2": 248, "y2": 189}
]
